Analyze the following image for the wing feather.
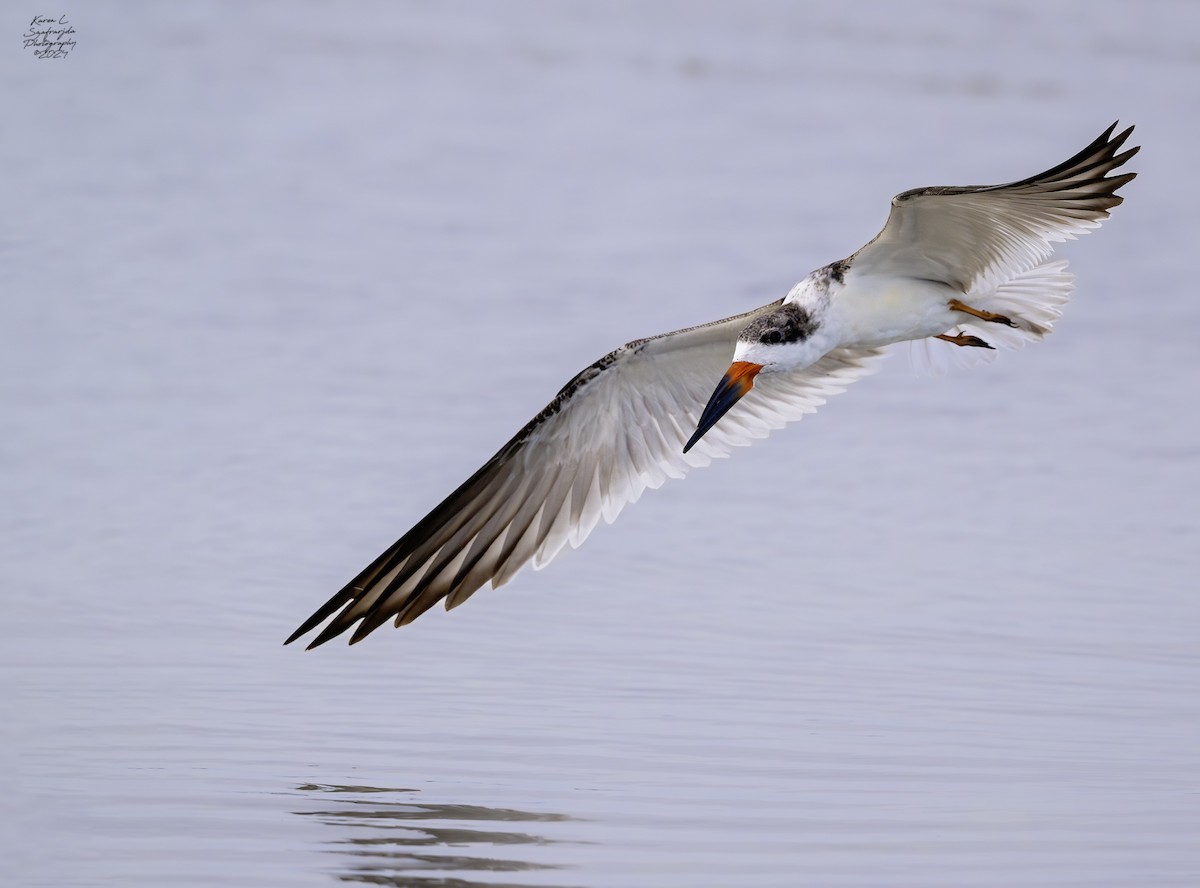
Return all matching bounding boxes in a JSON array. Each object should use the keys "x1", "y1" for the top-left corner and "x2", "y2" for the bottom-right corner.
[
  {"x1": 848, "y1": 122, "x2": 1138, "y2": 294},
  {"x1": 287, "y1": 305, "x2": 884, "y2": 647}
]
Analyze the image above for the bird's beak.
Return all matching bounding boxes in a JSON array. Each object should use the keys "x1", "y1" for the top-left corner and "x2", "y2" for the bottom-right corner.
[{"x1": 683, "y1": 361, "x2": 762, "y2": 453}]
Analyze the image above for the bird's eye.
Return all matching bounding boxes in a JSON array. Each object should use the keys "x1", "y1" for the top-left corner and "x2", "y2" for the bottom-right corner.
[{"x1": 762, "y1": 329, "x2": 783, "y2": 344}]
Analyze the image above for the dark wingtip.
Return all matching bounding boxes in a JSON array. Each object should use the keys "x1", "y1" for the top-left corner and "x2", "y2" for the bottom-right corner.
[
  {"x1": 283, "y1": 624, "x2": 310, "y2": 647},
  {"x1": 286, "y1": 618, "x2": 330, "y2": 649},
  {"x1": 304, "y1": 624, "x2": 345, "y2": 650}
]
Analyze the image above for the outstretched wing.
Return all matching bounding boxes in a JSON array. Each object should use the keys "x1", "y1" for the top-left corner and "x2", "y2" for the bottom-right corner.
[
  {"x1": 287, "y1": 304, "x2": 884, "y2": 647},
  {"x1": 848, "y1": 122, "x2": 1138, "y2": 295}
]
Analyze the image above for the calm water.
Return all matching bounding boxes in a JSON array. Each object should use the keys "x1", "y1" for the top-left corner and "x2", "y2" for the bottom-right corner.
[{"x1": 6, "y1": 2, "x2": 1199, "y2": 886}]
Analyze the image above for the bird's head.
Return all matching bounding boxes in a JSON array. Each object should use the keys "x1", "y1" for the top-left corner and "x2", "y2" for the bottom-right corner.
[{"x1": 683, "y1": 303, "x2": 819, "y2": 453}]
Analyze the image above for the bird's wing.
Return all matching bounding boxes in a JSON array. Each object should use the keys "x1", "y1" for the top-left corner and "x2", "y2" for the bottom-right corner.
[
  {"x1": 287, "y1": 304, "x2": 885, "y2": 647},
  {"x1": 847, "y1": 122, "x2": 1138, "y2": 295}
]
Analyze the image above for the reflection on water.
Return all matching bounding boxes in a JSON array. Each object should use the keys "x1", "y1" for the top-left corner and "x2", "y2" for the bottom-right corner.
[{"x1": 293, "y1": 783, "x2": 582, "y2": 888}]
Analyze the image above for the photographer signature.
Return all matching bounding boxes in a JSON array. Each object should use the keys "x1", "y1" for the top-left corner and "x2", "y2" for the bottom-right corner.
[{"x1": 24, "y1": 14, "x2": 77, "y2": 59}]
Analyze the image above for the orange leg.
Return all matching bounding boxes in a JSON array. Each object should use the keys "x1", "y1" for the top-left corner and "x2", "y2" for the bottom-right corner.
[
  {"x1": 936, "y1": 332, "x2": 994, "y2": 349},
  {"x1": 948, "y1": 298, "x2": 1017, "y2": 328}
]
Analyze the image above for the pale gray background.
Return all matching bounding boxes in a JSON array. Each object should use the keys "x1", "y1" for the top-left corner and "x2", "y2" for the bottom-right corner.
[{"x1": 5, "y1": 2, "x2": 1198, "y2": 887}]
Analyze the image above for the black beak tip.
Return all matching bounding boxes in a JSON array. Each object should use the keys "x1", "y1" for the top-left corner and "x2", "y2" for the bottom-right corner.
[{"x1": 684, "y1": 365, "x2": 758, "y2": 454}]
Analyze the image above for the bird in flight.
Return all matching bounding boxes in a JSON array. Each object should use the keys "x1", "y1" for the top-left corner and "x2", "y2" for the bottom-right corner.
[{"x1": 288, "y1": 123, "x2": 1137, "y2": 649}]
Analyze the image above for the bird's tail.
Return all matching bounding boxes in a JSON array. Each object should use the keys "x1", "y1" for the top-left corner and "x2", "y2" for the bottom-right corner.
[{"x1": 909, "y1": 260, "x2": 1075, "y2": 376}]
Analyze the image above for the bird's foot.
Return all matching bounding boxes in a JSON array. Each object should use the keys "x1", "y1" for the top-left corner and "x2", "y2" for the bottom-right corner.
[
  {"x1": 936, "y1": 332, "x2": 994, "y2": 349},
  {"x1": 947, "y1": 298, "x2": 1018, "y2": 328}
]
